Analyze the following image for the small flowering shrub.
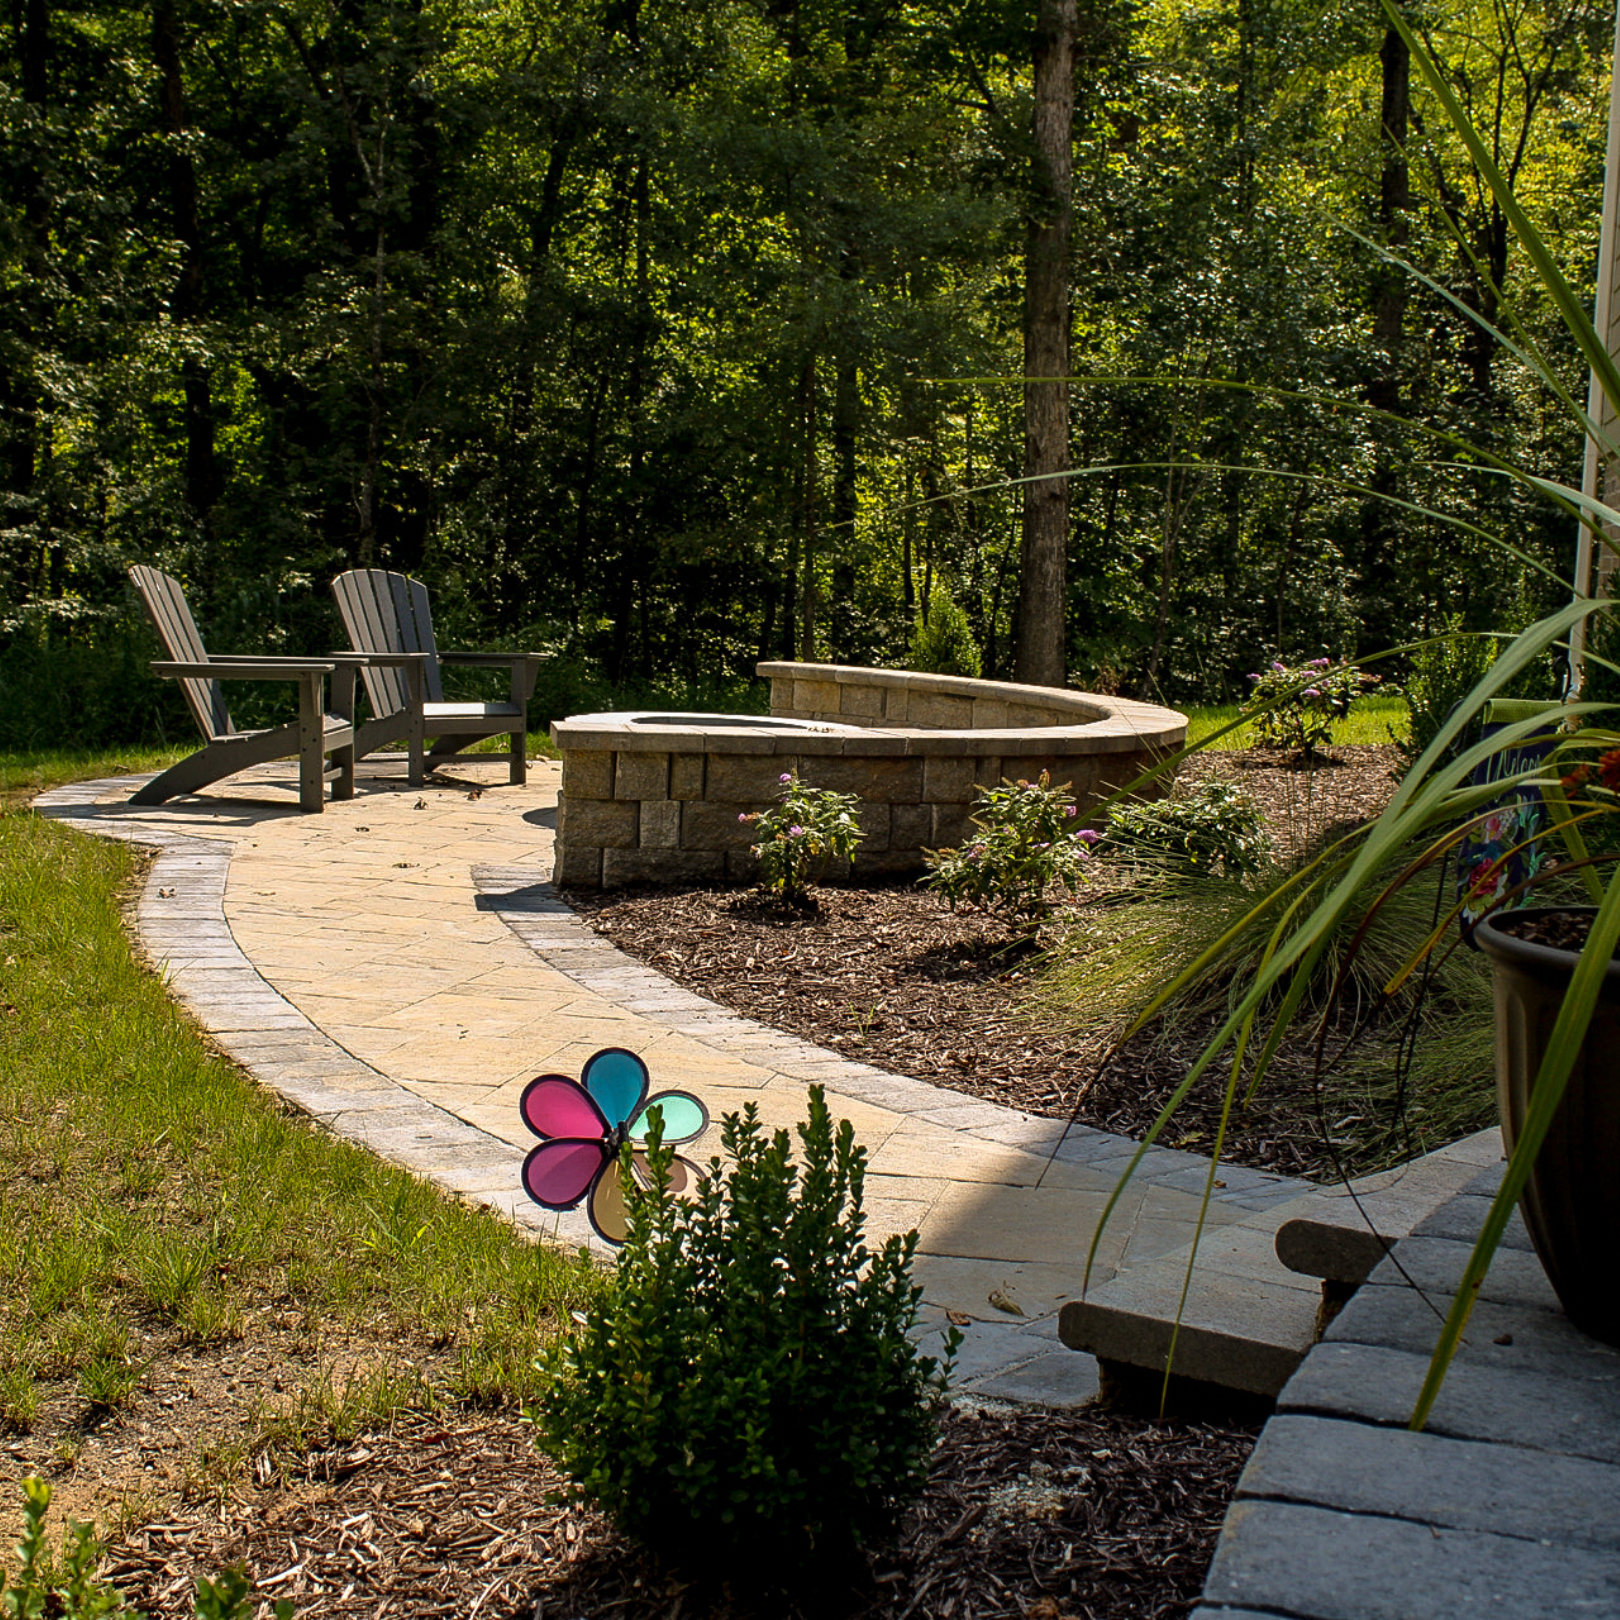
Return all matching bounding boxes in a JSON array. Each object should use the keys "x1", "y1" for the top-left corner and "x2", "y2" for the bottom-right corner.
[
  {"x1": 741, "y1": 772, "x2": 863, "y2": 901},
  {"x1": 923, "y1": 771, "x2": 1098, "y2": 923},
  {"x1": 1242, "y1": 655, "x2": 1380, "y2": 754},
  {"x1": 1105, "y1": 779, "x2": 1273, "y2": 878}
]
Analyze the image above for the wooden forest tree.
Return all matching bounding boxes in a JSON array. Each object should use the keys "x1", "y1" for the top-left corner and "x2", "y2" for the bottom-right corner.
[{"x1": 1014, "y1": 0, "x2": 1075, "y2": 689}]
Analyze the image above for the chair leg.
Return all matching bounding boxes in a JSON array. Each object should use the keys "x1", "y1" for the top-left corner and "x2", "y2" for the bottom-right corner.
[
  {"x1": 332, "y1": 743, "x2": 356, "y2": 800},
  {"x1": 298, "y1": 673, "x2": 326, "y2": 813},
  {"x1": 510, "y1": 729, "x2": 526, "y2": 785}
]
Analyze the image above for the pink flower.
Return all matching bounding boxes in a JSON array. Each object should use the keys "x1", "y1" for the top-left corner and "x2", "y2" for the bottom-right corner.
[
  {"x1": 789, "y1": 825, "x2": 804, "y2": 836},
  {"x1": 779, "y1": 772, "x2": 792, "y2": 783},
  {"x1": 1076, "y1": 828, "x2": 1102, "y2": 844},
  {"x1": 737, "y1": 812, "x2": 749, "y2": 822},
  {"x1": 1271, "y1": 661, "x2": 1286, "y2": 672},
  {"x1": 1065, "y1": 805, "x2": 1078, "y2": 817},
  {"x1": 1302, "y1": 687, "x2": 1320, "y2": 698}
]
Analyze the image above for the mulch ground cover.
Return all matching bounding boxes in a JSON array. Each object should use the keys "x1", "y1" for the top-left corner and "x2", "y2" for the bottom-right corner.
[
  {"x1": 106, "y1": 1404, "x2": 1257, "y2": 1620},
  {"x1": 567, "y1": 746, "x2": 1407, "y2": 1182}
]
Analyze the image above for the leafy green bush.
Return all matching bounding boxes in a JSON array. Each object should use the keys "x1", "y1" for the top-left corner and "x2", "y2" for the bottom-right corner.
[
  {"x1": 924, "y1": 770, "x2": 1097, "y2": 922},
  {"x1": 907, "y1": 593, "x2": 982, "y2": 678},
  {"x1": 530, "y1": 1089, "x2": 954, "y2": 1577},
  {"x1": 741, "y1": 773, "x2": 864, "y2": 901},
  {"x1": 1105, "y1": 779, "x2": 1273, "y2": 878},
  {"x1": 1242, "y1": 655, "x2": 1381, "y2": 753},
  {"x1": 1, "y1": 1477, "x2": 290, "y2": 1619},
  {"x1": 1396, "y1": 621, "x2": 1495, "y2": 772}
]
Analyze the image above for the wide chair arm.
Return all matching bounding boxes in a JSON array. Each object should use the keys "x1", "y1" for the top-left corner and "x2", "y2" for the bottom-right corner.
[
  {"x1": 152, "y1": 659, "x2": 337, "y2": 679},
  {"x1": 437, "y1": 650, "x2": 544, "y2": 702}
]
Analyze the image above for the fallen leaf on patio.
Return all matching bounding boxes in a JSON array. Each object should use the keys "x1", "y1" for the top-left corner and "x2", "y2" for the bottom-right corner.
[
  {"x1": 467, "y1": 788, "x2": 484, "y2": 800},
  {"x1": 157, "y1": 887, "x2": 174, "y2": 898},
  {"x1": 414, "y1": 798, "x2": 427, "y2": 809},
  {"x1": 987, "y1": 1287, "x2": 1024, "y2": 1316},
  {"x1": 946, "y1": 1309, "x2": 972, "y2": 1327}
]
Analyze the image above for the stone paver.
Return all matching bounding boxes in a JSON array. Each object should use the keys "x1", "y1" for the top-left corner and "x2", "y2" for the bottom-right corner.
[
  {"x1": 1191, "y1": 1167, "x2": 1620, "y2": 1619},
  {"x1": 37, "y1": 756, "x2": 1484, "y2": 1407}
]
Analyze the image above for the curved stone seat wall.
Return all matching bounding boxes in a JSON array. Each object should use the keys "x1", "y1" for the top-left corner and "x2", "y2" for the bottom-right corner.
[{"x1": 550, "y1": 662, "x2": 1187, "y2": 890}]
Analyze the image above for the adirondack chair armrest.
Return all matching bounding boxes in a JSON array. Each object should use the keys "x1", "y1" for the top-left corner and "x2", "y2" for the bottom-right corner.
[
  {"x1": 436, "y1": 652, "x2": 543, "y2": 666},
  {"x1": 324, "y1": 652, "x2": 432, "y2": 665},
  {"x1": 151, "y1": 660, "x2": 336, "y2": 679},
  {"x1": 437, "y1": 650, "x2": 544, "y2": 703}
]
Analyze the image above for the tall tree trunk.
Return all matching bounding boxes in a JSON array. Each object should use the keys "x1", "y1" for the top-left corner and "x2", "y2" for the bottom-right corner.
[
  {"x1": 1013, "y1": 0, "x2": 1075, "y2": 689},
  {"x1": 1359, "y1": 15, "x2": 1410, "y2": 657},
  {"x1": 798, "y1": 357, "x2": 818, "y2": 661},
  {"x1": 8, "y1": 0, "x2": 51, "y2": 593},
  {"x1": 153, "y1": 0, "x2": 219, "y2": 529},
  {"x1": 829, "y1": 354, "x2": 858, "y2": 657}
]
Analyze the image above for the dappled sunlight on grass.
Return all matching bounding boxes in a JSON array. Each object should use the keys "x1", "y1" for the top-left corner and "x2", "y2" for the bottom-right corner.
[{"x1": 1185, "y1": 695, "x2": 1408, "y2": 751}]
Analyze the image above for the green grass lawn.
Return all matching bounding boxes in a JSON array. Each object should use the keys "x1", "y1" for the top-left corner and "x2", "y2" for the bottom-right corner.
[
  {"x1": 0, "y1": 772, "x2": 598, "y2": 1532},
  {"x1": 1184, "y1": 694, "x2": 1408, "y2": 751}
]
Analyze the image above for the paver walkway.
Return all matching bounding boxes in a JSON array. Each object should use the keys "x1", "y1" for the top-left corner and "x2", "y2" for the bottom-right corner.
[{"x1": 37, "y1": 757, "x2": 1490, "y2": 1404}]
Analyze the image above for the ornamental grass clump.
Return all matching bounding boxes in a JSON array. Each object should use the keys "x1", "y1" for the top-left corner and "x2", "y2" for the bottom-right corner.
[
  {"x1": 530, "y1": 1088, "x2": 954, "y2": 1579},
  {"x1": 924, "y1": 770, "x2": 1098, "y2": 922},
  {"x1": 1105, "y1": 779, "x2": 1273, "y2": 879},
  {"x1": 742, "y1": 772, "x2": 863, "y2": 901},
  {"x1": 1242, "y1": 655, "x2": 1381, "y2": 754}
]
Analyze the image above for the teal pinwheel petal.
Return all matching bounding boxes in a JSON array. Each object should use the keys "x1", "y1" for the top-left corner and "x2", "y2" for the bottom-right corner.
[{"x1": 630, "y1": 1091, "x2": 709, "y2": 1145}]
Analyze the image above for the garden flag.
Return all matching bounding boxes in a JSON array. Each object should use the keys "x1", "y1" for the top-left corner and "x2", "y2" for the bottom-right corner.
[{"x1": 518, "y1": 1047, "x2": 709, "y2": 1244}]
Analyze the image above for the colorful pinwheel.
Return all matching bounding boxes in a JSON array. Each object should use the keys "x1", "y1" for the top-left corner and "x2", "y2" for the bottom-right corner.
[{"x1": 518, "y1": 1047, "x2": 710, "y2": 1244}]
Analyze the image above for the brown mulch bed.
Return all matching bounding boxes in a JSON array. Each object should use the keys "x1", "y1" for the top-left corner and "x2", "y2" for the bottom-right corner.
[
  {"x1": 568, "y1": 746, "x2": 1413, "y2": 1182},
  {"x1": 106, "y1": 1405, "x2": 1257, "y2": 1619}
]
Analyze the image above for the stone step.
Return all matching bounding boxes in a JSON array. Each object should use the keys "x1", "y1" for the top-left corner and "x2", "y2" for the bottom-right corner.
[
  {"x1": 1273, "y1": 1128, "x2": 1503, "y2": 1285},
  {"x1": 1059, "y1": 1220, "x2": 1325, "y2": 1399},
  {"x1": 1058, "y1": 1130, "x2": 1504, "y2": 1399}
]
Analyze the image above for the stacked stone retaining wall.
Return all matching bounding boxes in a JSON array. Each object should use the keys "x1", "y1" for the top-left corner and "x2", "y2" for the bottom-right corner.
[{"x1": 550, "y1": 663, "x2": 1187, "y2": 890}]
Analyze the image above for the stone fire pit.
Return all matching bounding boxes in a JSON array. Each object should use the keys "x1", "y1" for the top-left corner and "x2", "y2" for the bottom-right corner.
[{"x1": 549, "y1": 662, "x2": 1187, "y2": 889}]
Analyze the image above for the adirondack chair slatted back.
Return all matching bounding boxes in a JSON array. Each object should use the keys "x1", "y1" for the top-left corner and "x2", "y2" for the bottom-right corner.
[
  {"x1": 130, "y1": 566, "x2": 233, "y2": 740},
  {"x1": 332, "y1": 569, "x2": 446, "y2": 711}
]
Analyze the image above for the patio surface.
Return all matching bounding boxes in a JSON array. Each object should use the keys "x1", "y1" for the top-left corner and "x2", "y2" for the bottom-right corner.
[{"x1": 36, "y1": 756, "x2": 1490, "y2": 1405}]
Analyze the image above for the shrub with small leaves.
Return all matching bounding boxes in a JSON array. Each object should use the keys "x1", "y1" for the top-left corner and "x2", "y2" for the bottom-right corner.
[
  {"x1": 1, "y1": 1478, "x2": 291, "y2": 1619},
  {"x1": 923, "y1": 771, "x2": 1097, "y2": 923},
  {"x1": 530, "y1": 1089, "x2": 955, "y2": 1578},
  {"x1": 741, "y1": 772, "x2": 864, "y2": 901},
  {"x1": 1397, "y1": 620, "x2": 1494, "y2": 773},
  {"x1": 908, "y1": 592, "x2": 982, "y2": 678},
  {"x1": 1242, "y1": 655, "x2": 1381, "y2": 754},
  {"x1": 1105, "y1": 779, "x2": 1273, "y2": 878}
]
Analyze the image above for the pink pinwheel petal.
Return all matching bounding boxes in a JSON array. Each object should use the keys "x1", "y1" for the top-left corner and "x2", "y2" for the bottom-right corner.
[
  {"x1": 522, "y1": 1139, "x2": 608, "y2": 1209},
  {"x1": 520, "y1": 1075, "x2": 609, "y2": 1141}
]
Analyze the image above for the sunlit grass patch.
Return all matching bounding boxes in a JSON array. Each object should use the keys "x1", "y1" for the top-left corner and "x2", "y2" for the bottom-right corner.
[
  {"x1": 1184, "y1": 694, "x2": 1408, "y2": 751},
  {"x1": 0, "y1": 801, "x2": 600, "y2": 1491}
]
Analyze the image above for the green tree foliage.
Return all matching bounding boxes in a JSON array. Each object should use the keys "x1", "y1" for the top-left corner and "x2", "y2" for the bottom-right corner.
[{"x1": 0, "y1": 0, "x2": 1607, "y2": 746}]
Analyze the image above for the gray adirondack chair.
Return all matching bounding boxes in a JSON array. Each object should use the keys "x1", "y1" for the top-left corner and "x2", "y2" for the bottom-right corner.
[
  {"x1": 130, "y1": 565, "x2": 357, "y2": 812},
  {"x1": 331, "y1": 569, "x2": 541, "y2": 785}
]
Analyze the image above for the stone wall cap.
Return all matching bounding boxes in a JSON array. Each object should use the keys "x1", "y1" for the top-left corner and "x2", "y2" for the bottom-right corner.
[{"x1": 755, "y1": 661, "x2": 1186, "y2": 739}]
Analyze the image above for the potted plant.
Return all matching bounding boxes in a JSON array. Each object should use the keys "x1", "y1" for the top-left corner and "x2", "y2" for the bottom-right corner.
[{"x1": 1475, "y1": 902, "x2": 1620, "y2": 1346}]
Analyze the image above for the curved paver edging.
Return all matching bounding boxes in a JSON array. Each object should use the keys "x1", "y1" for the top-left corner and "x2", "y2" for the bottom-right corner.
[
  {"x1": 34, "y1": 776, "x2": 596, "y2": 1251},
  {"x1": 1192, "y1": 1166, "x2": 1620, "y2": 1619},
  {"x1": 550, "y1": 661, "x2": 1187, "y2": 888}
]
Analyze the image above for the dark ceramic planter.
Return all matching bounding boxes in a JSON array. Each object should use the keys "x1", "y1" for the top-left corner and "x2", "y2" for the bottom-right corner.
[{"x1": 1475, "y1": 906, "x2": 1620, "y2": 1346}]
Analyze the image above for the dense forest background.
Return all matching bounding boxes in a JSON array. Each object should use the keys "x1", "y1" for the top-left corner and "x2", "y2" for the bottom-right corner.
[{"x1": 0, "y1": 0, "x2": 1611, "y2": 746}]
